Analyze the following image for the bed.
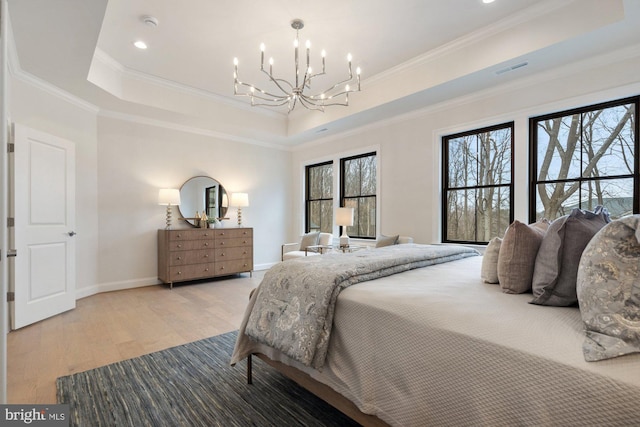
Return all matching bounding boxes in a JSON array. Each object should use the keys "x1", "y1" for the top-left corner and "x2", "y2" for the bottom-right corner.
[{"x1": 231, "y1": 242, "x2": 640, "y2": 426}]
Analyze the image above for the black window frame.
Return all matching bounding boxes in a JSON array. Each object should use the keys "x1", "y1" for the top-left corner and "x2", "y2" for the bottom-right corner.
[
  {"x1": 529, "y1": 96, "x2": 640, "y2": 222},
  {"x1": 305, "y1": 160, "x2": 334, "y2": 233},
  {"x1": 340, "y1": 151, "x2": 377, "y2": 240},
  {"x1": 442, "y1": 122, "x2": 515, "y2": 244}
]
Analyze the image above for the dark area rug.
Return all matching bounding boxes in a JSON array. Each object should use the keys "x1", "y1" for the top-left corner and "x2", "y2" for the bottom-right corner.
[{"x1": 56, "y1": 331, "x2": 360, "y2": 426}]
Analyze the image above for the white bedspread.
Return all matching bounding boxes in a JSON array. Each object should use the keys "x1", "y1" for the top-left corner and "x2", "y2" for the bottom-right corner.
[{"x1": 232, "y1": 255, "x2": 640, "y2": 426}]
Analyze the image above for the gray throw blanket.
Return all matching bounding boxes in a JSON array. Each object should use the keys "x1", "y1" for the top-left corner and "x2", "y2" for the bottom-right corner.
[{"x1": 245, "y1": 244, "x2": 479, "y2": 369}]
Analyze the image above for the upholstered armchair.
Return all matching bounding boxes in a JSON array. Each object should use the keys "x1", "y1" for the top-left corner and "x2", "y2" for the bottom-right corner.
[{"x1": 282, "y1": 232, "x2": 334, "y2": 261}]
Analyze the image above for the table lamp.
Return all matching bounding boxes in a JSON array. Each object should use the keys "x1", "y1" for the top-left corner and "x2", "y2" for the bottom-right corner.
[
  {"x1": 158, "y1": 188, "x2": 181, "y2": 229},
  {"x1": 230, "y1": 192, "x2": 249, "y2": 226},
  {"x1": 336, "y1": 207, "x2": 354, "y2": 248}
]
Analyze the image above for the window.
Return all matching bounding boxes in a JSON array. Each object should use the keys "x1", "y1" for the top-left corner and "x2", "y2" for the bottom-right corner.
[
  {"x1": 530, "y1": 96, "x2": 639, "y2": 222},
  {"x1": 305, "y1": 161, "x2": 333, "y2": 233},
  {"x1": 341, "y1": 152, "x2": 377, "y2": 239},
  {"x1": 442, "y1": 123, "x2": 514, "y2": 244}
]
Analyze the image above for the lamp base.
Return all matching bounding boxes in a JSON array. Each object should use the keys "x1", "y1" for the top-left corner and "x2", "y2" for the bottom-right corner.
[{"x1": 339, "y1": 235, "x2": 350, "y2": 248}]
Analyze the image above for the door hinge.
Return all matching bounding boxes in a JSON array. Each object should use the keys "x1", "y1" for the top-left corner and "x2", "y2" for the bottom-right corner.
[
  {"x1": 7, "y1": 142, "x2": 14, "y2": 153},
  {"x1": 7, "y1": 217, "x2": 14, "y2": 227},
  {"x1": 7, "y1": 292, "x2": 15, "y2": 302}
]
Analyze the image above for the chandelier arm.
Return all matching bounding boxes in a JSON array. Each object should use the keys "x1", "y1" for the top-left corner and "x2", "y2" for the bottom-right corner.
[
  {"x1": 302, "y1": 90, "x2": 349, "y2": 107},
  {"x1": 235, "y1": 80, "x2": 292, "y2": 101},
  {"x1": 260, "y1": 69, "x2": 295, "y2": 94},
  {"x1": 298, "y1": 95, "x2": 327, "y2": 111}
]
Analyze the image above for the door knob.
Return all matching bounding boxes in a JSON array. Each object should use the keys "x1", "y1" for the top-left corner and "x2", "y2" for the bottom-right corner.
[{"x1": 68, "y1": 231, "x2": 77, "y2": 236}]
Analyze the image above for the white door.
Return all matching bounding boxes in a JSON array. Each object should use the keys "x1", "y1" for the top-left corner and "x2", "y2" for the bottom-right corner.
[{"x1": 11, "y1": 124, "x2": 76, "y2": 329}]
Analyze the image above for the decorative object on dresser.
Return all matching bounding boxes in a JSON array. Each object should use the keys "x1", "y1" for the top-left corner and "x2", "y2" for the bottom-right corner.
[
  {"x1": 230, "y1": 192, "x2": 249, "y2": 226},
  {"x1": 336, "y1": 207, "x2": 354, "y2": 248},
  {"x1": 158, "y1": 227, "x2": 253, "y2": 288},
  {"x1": 177, "y1": 176, "x2": 229, "y2": 226},
  {"x1": 158, "y1": 188, "x2": 181, "y2": 229}
]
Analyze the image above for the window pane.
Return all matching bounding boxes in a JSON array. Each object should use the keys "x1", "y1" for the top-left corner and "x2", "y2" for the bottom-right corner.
[
  {"x1": 360, "y1": 156, "x2": 377, "y2": 196},
  {"x1": 343, "y1": 159, "x2": 359, "y2": 198},
  {"x1": 483, "y1": 128, "x2": 512, "y2": 185},
  {"x1": 346, "y1": 197, "x2": 376, "y2": 238},
  {"x1": 319, "y1": 200, "x2": 333, "y2": 233},
  {"x1": 308, "y1": 200, "x2": 321, "y2": 231},
  {"x1": 445, "y1": 189, "x2": 477, "y2": 241},
  {"x1": 581, "y1": 104, "x2": 635, "y2": 177},
  {"x1": 537, "y1": 115, "x2": 582, "y2": 181},
  {"x1": 448, "y1": 136, "x2": 478, "y2": 188},
  {"x1": 476, "y1": 186, "x2": 511, "y2": 241},
  {"x1": 309, "y1": 164, "x2": 333, "y2": 199},
  {"x1": 581, "y1": 178, "x2": 634, "y2": 219}
]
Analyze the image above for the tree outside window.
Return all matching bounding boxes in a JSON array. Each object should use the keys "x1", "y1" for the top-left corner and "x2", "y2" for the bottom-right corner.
[
  {"x1": 341, "y1": 152, "x2": 377, "y2": 239},
  {"x1": 530, "y1": 96, "x2": 639, "y2": 222},
  {"x1": 305, "y1": 161, "x2": 333, "y2": 233},
  {"x1": 442, "y1": 123, "x2": 514, "y2": 244}
]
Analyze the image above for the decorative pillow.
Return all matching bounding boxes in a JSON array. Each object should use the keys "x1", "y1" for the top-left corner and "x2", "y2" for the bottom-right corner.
[
  {"x1": 497, "y1": 219, "x2": 549, "y2": 294},
  {"x1": 376, "y1": 234, "x2": 399, "y2": 248},
  {"x1": 576, "y1": 215, "x2": 640, "y2": 362},
  {"x1": 299, "y1": 232, "x2": 320, "y2": 252},
  {"x1": 481, "y1": 237, "x2": 502, "y2": 284},
  {"x1": 531, "y1": 206, "x2": 610, "y2": 306}
]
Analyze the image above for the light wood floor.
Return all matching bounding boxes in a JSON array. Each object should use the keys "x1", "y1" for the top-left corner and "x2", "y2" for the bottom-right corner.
[{"x1": 7, "y1": 272, "x2": 264, "y2": 404}]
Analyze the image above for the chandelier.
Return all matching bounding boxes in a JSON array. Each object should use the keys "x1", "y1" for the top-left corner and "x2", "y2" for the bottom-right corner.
[{"x1": 233, "y1": 19, "x2": 361, "y2": 113}]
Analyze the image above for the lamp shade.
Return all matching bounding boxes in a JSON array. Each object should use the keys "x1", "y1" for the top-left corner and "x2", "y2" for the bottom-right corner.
[
  {"x1": 158, "y1": 188, "x2": 181, "y2": 206},
  {"x1": 336, "y1": 207, "x2": 354, "y2": 226},
  {"x1": 230, "y1": 192, "x2": 249, "y2": 207}
]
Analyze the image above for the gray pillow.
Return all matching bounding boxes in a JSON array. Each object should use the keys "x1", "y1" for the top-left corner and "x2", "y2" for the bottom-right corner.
[
  {"x1": 531, "y1": 206, "x2": 610, "y2": 306},
  {"x1": 498, "y1": 219, "x2": 549, "y2": 294},
  {"x1": 481, "y1": 237, "x2": 502, "y2": 284},
  {"x1": 299, "y1": 232, "x2": 320, "y2": 251},
  {"x1": 577, "y1": 214, "x2": 640, "y2": 361},
  {"x1": 376, "y1": 234, "x2": 399, "y2": 248}
]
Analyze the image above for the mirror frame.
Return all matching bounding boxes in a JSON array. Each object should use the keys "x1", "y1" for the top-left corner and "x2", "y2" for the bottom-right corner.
[{"x1": 177, "y1": 176, "x2": 228, "y2": 227}]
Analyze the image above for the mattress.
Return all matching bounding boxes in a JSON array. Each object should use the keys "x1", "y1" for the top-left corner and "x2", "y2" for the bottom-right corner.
[{"x1": 233, "y1": 255, "x2": 640, "y2": 426}]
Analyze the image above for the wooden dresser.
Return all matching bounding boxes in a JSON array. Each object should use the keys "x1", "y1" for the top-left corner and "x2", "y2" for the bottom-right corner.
[{"x1": 158, "y1": 227, "x2": 253, "y2": 288}]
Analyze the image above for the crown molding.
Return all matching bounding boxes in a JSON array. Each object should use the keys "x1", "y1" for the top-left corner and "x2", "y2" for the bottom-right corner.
[
  {"x1": 91, "y1": 48, "x2": 285, "y2": 120},
  {"x1": 98, "y1": 109, "x2": 290, "y2": 151}
]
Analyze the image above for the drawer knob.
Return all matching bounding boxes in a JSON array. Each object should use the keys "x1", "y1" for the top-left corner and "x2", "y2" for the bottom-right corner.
[
  {"x1": 220, "y1": 266, "x2": 225, "y2": 270},
  {"x1": 204, "y1": 233, "x2": 209, "y2": 236},
  {"x1": 176, "y1": 234, "x2": 182, "y2": 238},
  {"x1": 177, "y1": 244, "x2": 182, "y2": 248},
  {"x1": 204, "y1": 243, "x2": 209, "y2": 246},
  {"x1": 177, "y1": 271, "x2": 182, "y2": 275},
  {"x1": 221, "y1": 242, "x2": 225, "y2": 245},
  {"x1": 204, "y1": 254, "x2": 209, "y2": 258},
  {"x1": 221, "y1": 253, "x2": 225, "y2": 257},
  {"x1": 176, "y1": 256, "x2": 182, "y2": 260},
  {"x1": 205, "y1": 268, "x2": 209, "y2": 272}
]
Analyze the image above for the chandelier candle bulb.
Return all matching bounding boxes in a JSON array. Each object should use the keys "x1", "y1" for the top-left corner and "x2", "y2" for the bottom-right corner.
[{"x1": 260, "y1": 43, "x2": 265, "y2": 69}]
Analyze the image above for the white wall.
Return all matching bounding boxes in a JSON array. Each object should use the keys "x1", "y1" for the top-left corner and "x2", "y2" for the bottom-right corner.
[
  {"x1": 94, "y1": 116, "x2": 291, "y2": 295},
  {"x1": 291, "y1": 52, "x2": 640, "y2": 244}
]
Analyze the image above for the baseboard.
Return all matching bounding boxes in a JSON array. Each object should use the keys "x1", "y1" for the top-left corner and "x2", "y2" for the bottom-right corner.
[{"x1": 75, "y1": 262, "x2": 276, "y2": 300}]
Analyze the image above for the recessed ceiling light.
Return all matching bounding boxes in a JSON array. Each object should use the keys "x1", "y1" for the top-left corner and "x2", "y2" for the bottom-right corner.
[
  {"x1": 483, "y1": 0, "x2": 495, "y2": 3},
  {"x1": 134, "y1": 40, "x2": 148, "y2": 49}
]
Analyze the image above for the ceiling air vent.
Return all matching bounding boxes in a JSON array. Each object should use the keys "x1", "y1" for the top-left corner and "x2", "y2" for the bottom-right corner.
[{"x1": 495, "y1": 61, "x2": 529, "y2": 75}]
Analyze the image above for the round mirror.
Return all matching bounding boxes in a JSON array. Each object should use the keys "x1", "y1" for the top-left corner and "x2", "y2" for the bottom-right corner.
[{"x1": 177, "y1": 176, "x2": 228, "y2": 226}]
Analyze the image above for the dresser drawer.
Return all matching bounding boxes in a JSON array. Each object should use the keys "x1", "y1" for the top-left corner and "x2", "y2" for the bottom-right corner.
[
  {"x1": 214, "y1": 259, "x2": 253, "y2": 276},
  {"x1": 169, "y1": 239, "x2": 215, "y2": 251},
  {"x1": 169, "y1": 249, "x2": 215, "y2": 266},
  {"x1": 213, "y1": 228, "x2": 252, "y2": 239},
  {"x1": 169, "y1": 229, "x2": 215, "y2": 241},
  {"x1": 214, "y1": 246, "x2": 252, "y2": 261},
  {"x1": 214, "y1": 237, "x2": 252, "y2": 249},
  {"x1": 169, "y1": 263, "x2": 215, "y2": 281}
]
